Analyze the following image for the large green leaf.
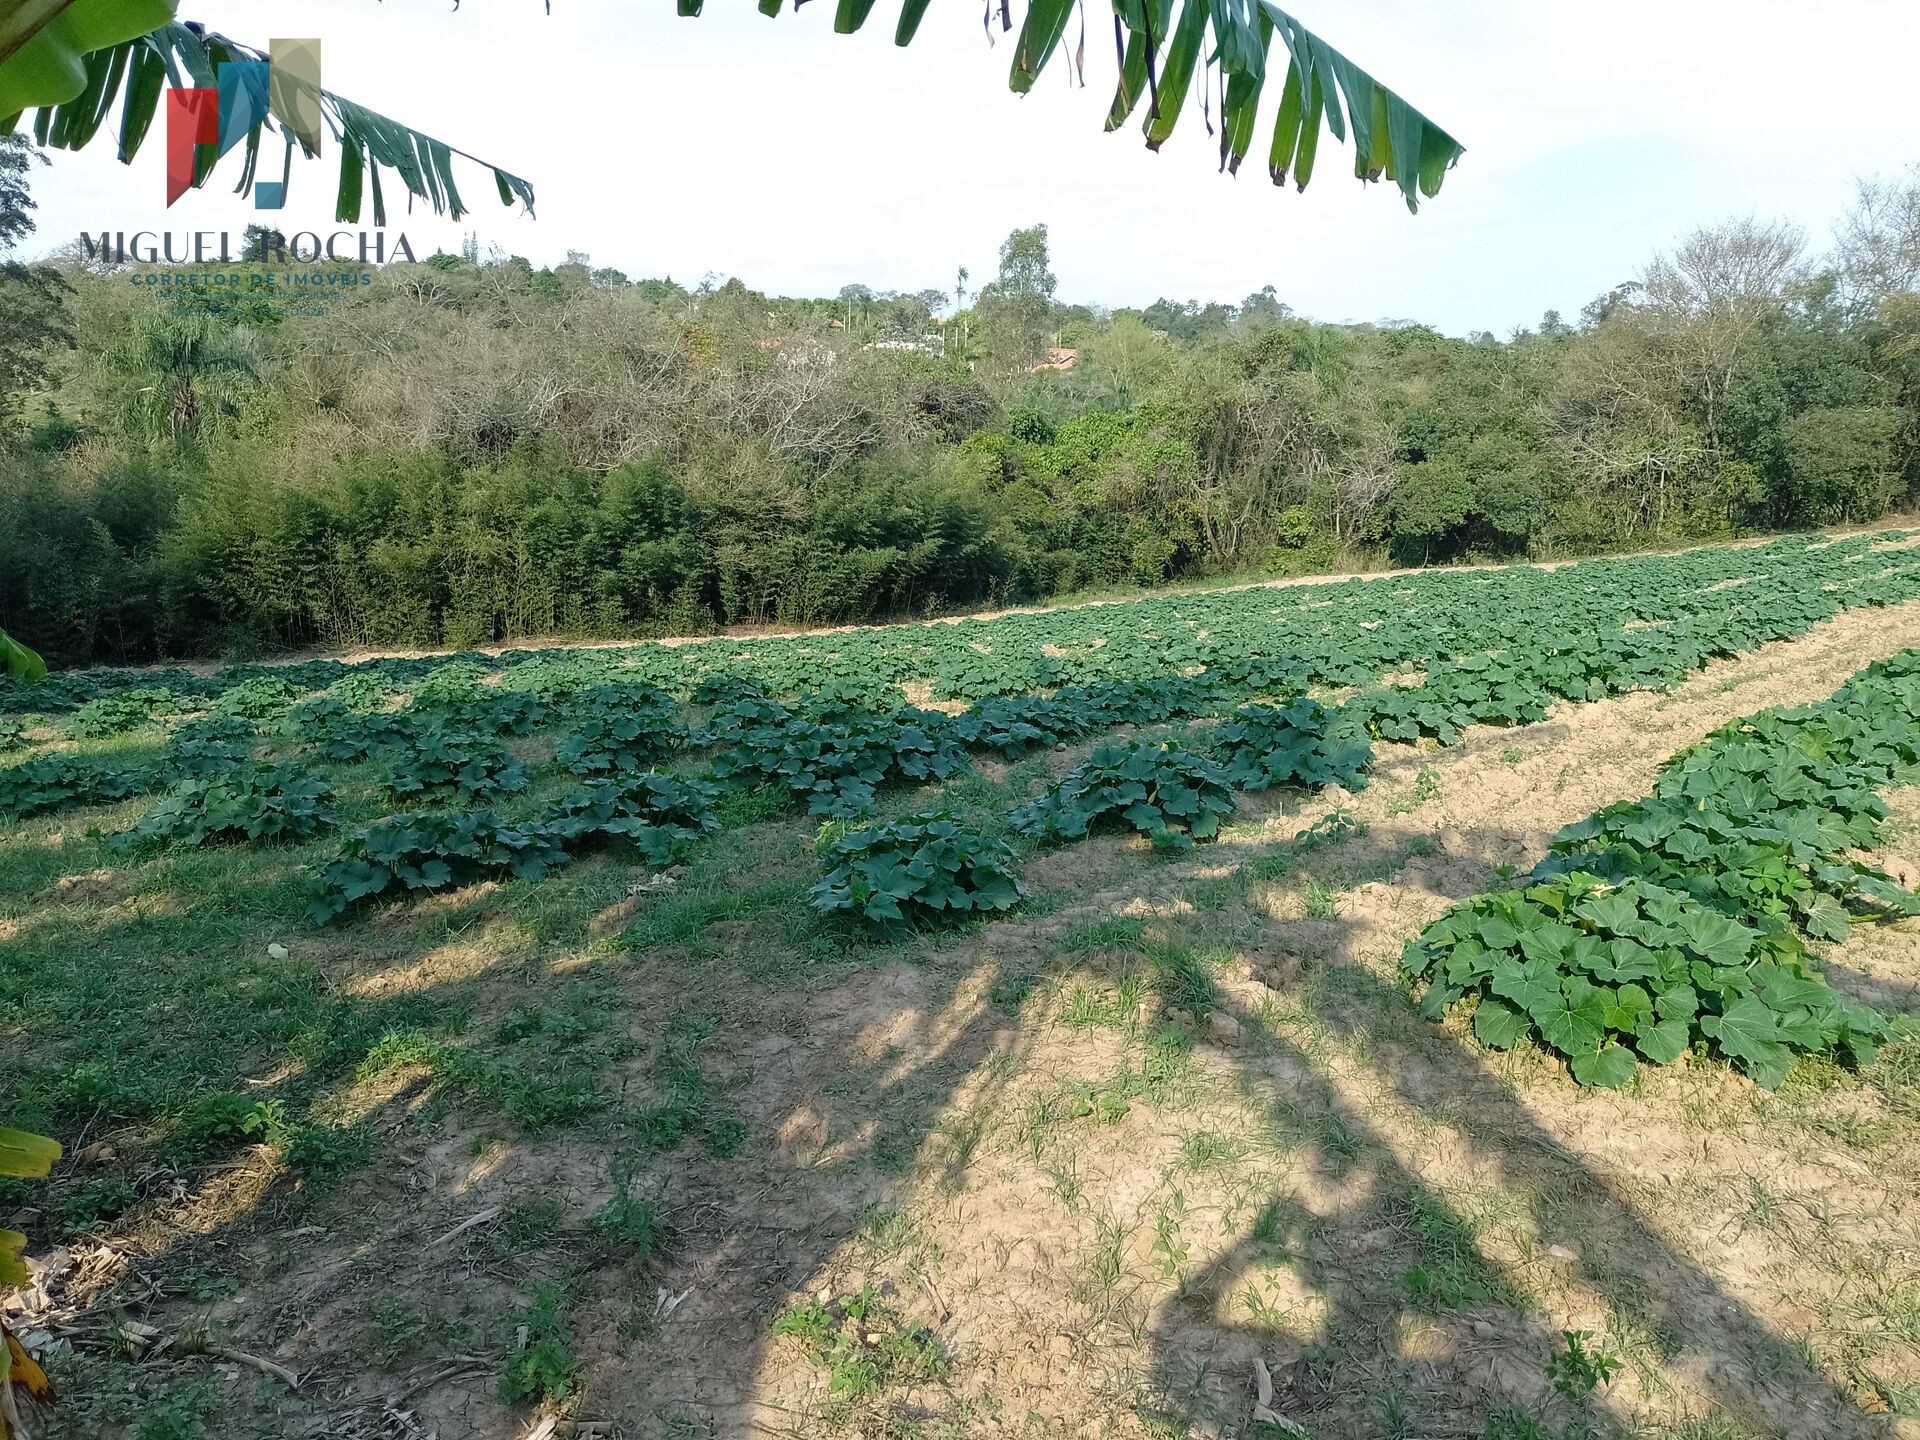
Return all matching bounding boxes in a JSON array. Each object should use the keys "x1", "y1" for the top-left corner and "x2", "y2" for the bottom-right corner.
[
  {"x1": 0, "y1": 629, "x2": 47, "y2": 684},
  {"x1": 4, "y1": 20, "x2": 534, "y2": 223},
  {"x1": 738, "y1": 0, "x2": 1462, "y2": 211},
  {"x1": 0, "y1": 1128, "x2": 60, "y2": 1180}
]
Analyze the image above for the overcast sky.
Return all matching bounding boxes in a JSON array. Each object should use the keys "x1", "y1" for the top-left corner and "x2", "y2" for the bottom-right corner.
[{"x1": 21, "y1": 0, "x2": 1920, "y2": 334}]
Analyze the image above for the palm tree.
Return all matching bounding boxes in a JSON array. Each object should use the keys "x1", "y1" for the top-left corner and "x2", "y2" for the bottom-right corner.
[
  {"x1": 107, "y1": 312, "x2": 255, "y2": 442},
  {"x1": 1, "y1": 1, "x2": 1460, "y2": 223}
]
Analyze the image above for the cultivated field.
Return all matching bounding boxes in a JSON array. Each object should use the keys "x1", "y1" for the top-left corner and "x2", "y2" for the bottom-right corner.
[{"x1": 5, "y1": 532, "x2": 1920, "y2": 1440}]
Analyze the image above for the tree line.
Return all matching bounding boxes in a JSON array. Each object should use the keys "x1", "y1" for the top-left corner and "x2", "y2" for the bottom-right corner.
[{"x1": 2, "y1": 135, "x2": 1917, "y2": 666}]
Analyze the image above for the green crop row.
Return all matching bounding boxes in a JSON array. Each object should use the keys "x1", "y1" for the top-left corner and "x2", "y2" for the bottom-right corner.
[
  {"x1": 6, "y1": 531, "x2": 1919, "y2": 719},
  {"x1": 1404, "y1": 651, "x2": 1920, "y2": 1088}
]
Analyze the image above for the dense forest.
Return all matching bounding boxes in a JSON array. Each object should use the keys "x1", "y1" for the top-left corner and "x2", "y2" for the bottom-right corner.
[{"x1": 2, "y1": 134, "x2": 1917, "y2": 667}]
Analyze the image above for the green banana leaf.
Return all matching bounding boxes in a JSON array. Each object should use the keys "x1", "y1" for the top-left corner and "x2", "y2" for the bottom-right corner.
[
  {"x1": 0, "y1": 1130, "x2": 59, "y2": 1181},
  {"x1": 739, "y1": 0, "x2": 1463, "y2": 212},
  {"x1": 0, "y1": 1130, "x2": 61, "y2": 1287},
  {"x1": 1, "y1": 10, "x2": 534, "y2": 223},
  {"x1": 0, "y1": 630, "x2": 46, "y2": 684}
]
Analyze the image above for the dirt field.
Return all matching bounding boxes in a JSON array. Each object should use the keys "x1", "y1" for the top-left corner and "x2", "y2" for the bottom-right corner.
[{"x1": 10, "y1": 601, "x2": 1920, "y2": 1440}]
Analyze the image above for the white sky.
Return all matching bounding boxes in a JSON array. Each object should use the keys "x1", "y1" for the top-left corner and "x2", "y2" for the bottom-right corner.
[{"x1": 21, "y1": 0, "x2": 1920, "y2": 334}]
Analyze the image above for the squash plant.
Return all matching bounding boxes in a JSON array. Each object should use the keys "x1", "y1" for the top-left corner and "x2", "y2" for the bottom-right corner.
[
  {"x1": 1405, "y1": 649, "x2": 1920, "y2": 1088},
  {"x1": 541, "y1": 773, "x2": 719, "y2": 867},
  {"x1": 1210, "y1": 699, "x2": 1372, "y2": 791},
  {"x1": 311, "y1": 810, "x2": 570, "y2": 921},
  {"x1": 810, "y1": 810, "x2": 1024, "y2": 934},
  {"x1": 1010, "y1": 741, "x2": 1235, "y2": 851},
  {"x1": 117, "y1": 762, "x2": 335, "y2": 849}
]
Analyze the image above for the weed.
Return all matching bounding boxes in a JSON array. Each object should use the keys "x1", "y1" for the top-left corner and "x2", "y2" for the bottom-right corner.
[
  {"x1": 1179, "y1": 1131, "x2": 1248, "y2": 1171},
  {"x1": 590, "y1": 1184, "x2": 659, "y2": 1260},
  {"x1": 1481, "y1": 1406, "x2": 1550, "y2": 1440},
  {"x1": 1152, "y1": 1193, "x2": 1190, "y2": 1280},
  {"x1": 1547, "y1": 1329, "x2": 1624, "y2": 1402},
  {"x1": 499, "y1": 1284, "x2": 579, "y2": 1403},
  {"x1": 1386, "y1": 766, "x2": 1441, "y2": 816},
  {"x1": 770, "y1": 1286, "x2": 947, "y2": 1398}
]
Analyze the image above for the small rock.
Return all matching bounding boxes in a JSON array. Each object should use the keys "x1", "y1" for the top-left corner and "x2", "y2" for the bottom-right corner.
[
  {"x1": 815, "y1": 1288, "x2": 832, "y2": 1305},
  {"x1": 1205, "y1": 1010, "x2": 1242, "y2": 1046},
  {"x1": 1166, "y1": 1007, "x2": 1194, "y2": 1027},
  {"x1": 1350, "y1": 1227, "x2": 1395, "y2": 1254},
  {"x1": 76, "y1": 1142, "x2": 115, "y2": 1167},
  {"x1": 864, "y1": 1331, "x2": 883, "y2": 1345},
  {"x1": 1438, "y1": 828, "x2": 1468, "y2": 857},
  {"x1": 1471, "y1": 1320, "x2": 1497, "y2": 1339},
  {"x1": 266, "y1": 942, "x2": 289, "y2": 961},
  {"x1": 1320, "y1": 785, "x2": 1351, "y2": 807},
  {"x1": 1545, "y1": 1243, "x2": 1581, "y2": 1264}
]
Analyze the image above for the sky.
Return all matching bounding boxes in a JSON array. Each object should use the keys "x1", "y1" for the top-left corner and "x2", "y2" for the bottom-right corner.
[{"x1": 20, "y1": 0, "x2": 1920, "y2": 335}]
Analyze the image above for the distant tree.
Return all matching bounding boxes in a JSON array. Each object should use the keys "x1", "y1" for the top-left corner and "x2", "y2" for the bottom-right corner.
[
  {"x1": 240, "y1": 224, "x2": 288, "y2": 263},
  {"x1": 0, "y1": 134, "x2": 73, "y2": 421},
  {"x1": 838, "y1": 283, "x2": 876, "y2": 328},
  {"x1": 1838, "y1": 165, "x2": 1920, "y2": 305},
  {"x1": 1782, "y1": 405, "x2": 1903, "y2": 521},
  {"x1": 1639, "y1": 217, "x2": 1808, "y2": 454},
  {"x1": 1239, "y1": 286, "x2": 1293, "y2": 329},
  {"x1": 974, "y1": 225, "x2": 1057, "y2": 367}
]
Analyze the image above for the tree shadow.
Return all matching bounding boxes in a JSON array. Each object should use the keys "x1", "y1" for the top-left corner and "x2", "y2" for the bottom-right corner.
[
  {"x1": 1140, "y1": 818, "x2": 1899, "y2": 1440},
  {"x1": 7, "y1": 798, "x2": 1911, "y2": 1439}
]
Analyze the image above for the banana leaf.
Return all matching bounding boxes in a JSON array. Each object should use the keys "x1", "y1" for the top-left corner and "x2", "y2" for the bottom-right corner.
[
  {"x1": 0, "y1": 631, "x2": 46, "y2": 685},
  {"x1": 744, "y1": 0, "x2": 1462, "y2": 211},
  {"x1": 4, "y1": 17, "x2": 533, "y2": 223}
]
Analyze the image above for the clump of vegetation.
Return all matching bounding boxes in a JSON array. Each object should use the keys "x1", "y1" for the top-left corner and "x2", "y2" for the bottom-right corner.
[
  {"x1": 1011, "y1": 742, "x2": 1235, "y2": 851},
  {"x1": 499, "y1": 1284, "x2": 579, "y2": 1404},
  {"x1": 554, "y1": 683, "x2": 687, "y2": 774},
  {"x1": 540, "y1": 772, "x2": 718, "y2": 865},
  {"x1": 770, "y1": 1285, "x2": 947, "y2": 1399},
  {"x1": 168, "y1": 714, "x2": 256, "y2": 776},
  {"x1": 1406, "y1": 651, "x2": 1920, "y2": 1087},
  {"x1": 380, "y1": 722, "x2": 527, "y2": 800},
  {"x1": 208, "y1": 675, "x2": 300, "y2": 720},
  {"x1": 708, "y1": 699, "x2": 969, "y2": 818},
  {"x1": 66, "y1": 688, "x2": 177, "y2": 738},
  {"x1": 809, "y1": 810, "x2": 1024, "y2": 933},
  {"x1": 0, "y1": 752, "x2": 156, "y2": 821},
  {"x1": 1210, "y1": 698, "x2": 1373, "y2": 791},
  {"x1": 311, "y1": 810, "x2": 571, "y2": 921},
  {"x1": 118, "y1": 763, "x2": 335, "y2": 849}
]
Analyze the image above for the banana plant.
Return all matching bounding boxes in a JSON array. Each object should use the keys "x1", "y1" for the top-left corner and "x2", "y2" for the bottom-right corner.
[
  {"x1": 0, "y1": 630, "x2": 45, "y2": 684},
  {"x1": 0, "y1": 1128, "x2": 60, "y2": 1440},
  {"x1": 0, "y1": 1, "x2": 534, "y2": 223},
  {"x1": 708, "y1": 0, "x2": 1464, "y2": 212},
  {"x1": 5, "y1": 1, "x2": 1457, "y2": 222}
]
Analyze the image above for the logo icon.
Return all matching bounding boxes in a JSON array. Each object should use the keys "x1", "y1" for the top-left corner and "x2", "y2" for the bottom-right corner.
[{"x1": 166, "y1": 38, "x2": 321, "y2": 209}]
